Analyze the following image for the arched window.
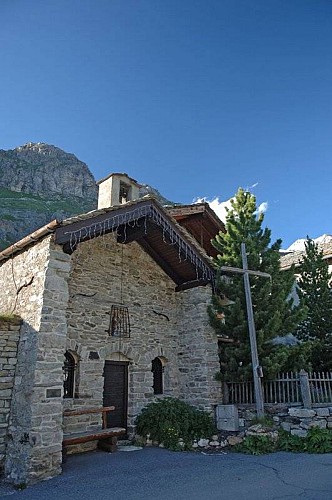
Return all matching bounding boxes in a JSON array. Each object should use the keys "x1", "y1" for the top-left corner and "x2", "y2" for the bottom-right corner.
[
  {"x1": 151, "y1": 357, "x2": 163, "y2": 395},
  {"x1": 63, "y1": 351, "x2": 76, "y2": 398}
]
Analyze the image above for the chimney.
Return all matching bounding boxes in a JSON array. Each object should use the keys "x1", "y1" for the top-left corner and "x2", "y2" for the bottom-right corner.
[{"x1": 97, "y1": 173, "x2": 141, "y2": 209}]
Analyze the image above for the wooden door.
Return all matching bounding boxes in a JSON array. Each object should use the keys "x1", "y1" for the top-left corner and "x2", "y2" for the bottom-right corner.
[{"x1": 103, "y1": 361, "x2": 128, "y2": 429}]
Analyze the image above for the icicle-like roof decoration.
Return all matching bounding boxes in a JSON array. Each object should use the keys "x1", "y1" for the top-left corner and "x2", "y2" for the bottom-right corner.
[
  {"x1": 55, "y1": 197, "x2": 215, "y2": 287},
  {"x1": 0, "y1": 196, "x2": 216, "y2": 290}
]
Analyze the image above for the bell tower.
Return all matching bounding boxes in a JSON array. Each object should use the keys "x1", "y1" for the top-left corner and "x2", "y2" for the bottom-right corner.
[{"x1": 97, "y1": 173, "x2": 141, "y2": 209}]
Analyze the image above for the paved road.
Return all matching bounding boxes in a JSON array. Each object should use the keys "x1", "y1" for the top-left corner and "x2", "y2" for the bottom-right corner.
[{"x1": 1, "y1": 448, "x2": 332, "y2": 499}]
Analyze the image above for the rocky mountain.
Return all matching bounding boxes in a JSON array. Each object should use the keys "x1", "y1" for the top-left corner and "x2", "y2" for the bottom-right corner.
[
  {"x1": 0, "y1": 143, "x2": 97, "y2": 200},
  {"x1": 0, "y1": 142, "x2": 176, "y2": 251},
  {"x1": 139, "y1": 184, "x2": 175, "y2": 206},
  {"x1": 0, "y1": 143, "x2": 98, "y2": 250}
]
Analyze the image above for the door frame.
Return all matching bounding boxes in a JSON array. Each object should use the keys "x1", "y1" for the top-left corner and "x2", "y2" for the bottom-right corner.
[{"x1": 103, "y1": 360, "x2": 129, "y2": 430}]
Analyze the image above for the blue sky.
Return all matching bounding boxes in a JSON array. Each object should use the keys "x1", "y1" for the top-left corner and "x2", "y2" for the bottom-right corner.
[{"x1": 1, "y1": 0, "x2": 331, "y2": 248}]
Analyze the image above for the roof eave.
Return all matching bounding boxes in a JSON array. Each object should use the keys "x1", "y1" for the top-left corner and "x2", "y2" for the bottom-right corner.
[{"x1": 0, "y1": 219, "x2": 60, "y2": 262}]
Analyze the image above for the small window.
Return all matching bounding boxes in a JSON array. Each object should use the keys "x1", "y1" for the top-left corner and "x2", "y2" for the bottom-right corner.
[
  {"x1": 152, "y1": 357, "x2": 163, "y2": 395},
  {"x1": 119, "y1": 182, "x2": 131, "y2": 204},
  {"x1": 63, "y1": 351, "x2": 76, "y2": 398}
]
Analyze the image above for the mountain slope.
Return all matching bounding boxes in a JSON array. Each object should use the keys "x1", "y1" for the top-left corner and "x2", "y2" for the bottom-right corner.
[
  {"x1": 0, "y1": 142, "x2": 177, "y2": 251},
  {"x1": 0, "y1": 143, "x2": 98, "y2": 249},
  {"x1": 0, "y1": 142, "x2": 97, "y2": 200}
]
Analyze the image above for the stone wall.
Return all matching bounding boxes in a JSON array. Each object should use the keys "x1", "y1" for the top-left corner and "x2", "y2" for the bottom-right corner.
[
  {"x1": 0, "y1": 317, "x2": 21, "y2": 468},
  {"x1": 64, "y1": 234, "x2": 221, "y2": 439},
  {"x1": 0, "y1": 230, "x2": 221, "y2": 481},
  {"x1": 238, "y1": 405, "x2": 332, "y2": 437},
  {"x1": 0, "y1": 237, "x2": 71, "y2": 485},
  {"x1": 177, "y1": 287, "x2": 222, "y2": 411}
]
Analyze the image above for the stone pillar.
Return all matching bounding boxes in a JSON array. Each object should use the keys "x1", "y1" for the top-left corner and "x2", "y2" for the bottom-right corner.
[
  {"x1": 177, "y1": 286, "x2": 222, "y2": 411},
  {"x1": 27, "y1": 244, "x2": 71, "y2": 483},
  {"x1": 4, "y1": 240, "x2": 71, "y2": 485}
]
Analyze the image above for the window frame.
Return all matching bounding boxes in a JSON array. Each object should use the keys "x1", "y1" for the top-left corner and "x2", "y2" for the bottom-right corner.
[
  {"x1": 151, "y1": 357, "x2": 164, "y2": 395},
  {"x1": 63, "y1": 351, "x2": 77, "y2": 399}
]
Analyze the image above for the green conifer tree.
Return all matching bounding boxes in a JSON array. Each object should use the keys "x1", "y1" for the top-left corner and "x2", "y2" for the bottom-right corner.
[
  {"x1": 209, "y1": 188, "x2": 304, "y2": 380},
  {"x1": 295, "y1": 239, "x2": 332, "y2": 370}
]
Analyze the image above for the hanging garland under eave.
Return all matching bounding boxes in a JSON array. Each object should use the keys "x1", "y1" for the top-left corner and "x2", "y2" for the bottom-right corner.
[{"x1": 57, "y1": 201, "x2": 215, "y2": 286}]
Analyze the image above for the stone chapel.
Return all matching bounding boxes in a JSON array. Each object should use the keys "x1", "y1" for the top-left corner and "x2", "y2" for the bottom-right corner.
[{"x1": 0, "y1": 173, "x2": 223, "y2": 484}]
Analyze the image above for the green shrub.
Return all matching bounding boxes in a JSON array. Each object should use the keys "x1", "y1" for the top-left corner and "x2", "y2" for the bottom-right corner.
[
  {"x1": 234, "y1": 435, "x2": 277, "y2": 455},
  {"x1": 277, "y1": 429, "x2": 304, "y2": 452},
  {"x1": 235, "y1": 427, "x2": 332, "y2": 455},
  {"x1": 135, "y1": 397, "x2": 216, "y2": 450},
  {"x1": 214, "y1": 371, "x2": 223, "y2": 381},
  {"x1": 305, "y1": 427, "x2": 332, "y2": 453}
]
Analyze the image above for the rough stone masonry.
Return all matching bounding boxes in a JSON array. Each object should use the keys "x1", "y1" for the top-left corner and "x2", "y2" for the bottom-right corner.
[{"x1": 0, "y1": 230, "x2": 221, "y2": 484}]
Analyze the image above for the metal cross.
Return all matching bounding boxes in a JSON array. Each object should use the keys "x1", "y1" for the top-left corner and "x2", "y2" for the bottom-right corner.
[{"x1": 219, "y1": 242, "x2": 271, "y2": 417}]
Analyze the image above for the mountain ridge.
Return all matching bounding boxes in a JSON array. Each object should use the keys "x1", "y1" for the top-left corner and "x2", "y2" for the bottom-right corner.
[
  {"x1": 1, "y1": 142, "x2": 329, "y2": 254},
  {"x1": 0, "y1": 142, "x2": 97, "y2": 201},
  {"x1": 0, "y1": 142, "x2": 175, "y2": 250},
  {"x1": 0, "y1": 142, "x2": 97, "y2": 249}
]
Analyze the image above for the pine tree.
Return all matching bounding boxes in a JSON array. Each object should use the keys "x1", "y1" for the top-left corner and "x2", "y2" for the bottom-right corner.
[
  {"x1": 295, "y1": 239, "x2": 332, "y2": 371},
  {"x1": 209, "y1": 188, "x2": 305, "y2": 380}
]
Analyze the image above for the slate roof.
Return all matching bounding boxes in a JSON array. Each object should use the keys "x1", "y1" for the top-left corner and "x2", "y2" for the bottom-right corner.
[
  {"x1": 280, "y1": 242, "x2": 332, "y2": 270},
  {"x1": 0, "y1": 196, "x2": 216, "y2": 291}
]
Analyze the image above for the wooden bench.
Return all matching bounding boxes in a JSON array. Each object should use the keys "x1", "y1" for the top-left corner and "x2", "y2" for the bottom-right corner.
[{"x1": 63, "y1": 406, "x2": 126, "y2": 453}]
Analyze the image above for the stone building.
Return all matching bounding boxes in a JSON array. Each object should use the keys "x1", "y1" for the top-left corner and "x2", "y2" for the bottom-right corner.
[
  {"x1": 280, "y1": 238, "x2": 332, "y2": 275},
  {"x1": 280, "y1": 237, "x2": 332, "y2": 306},
  {"x1": 0, "y1": 173, "x2": 223, "y2": 484}
]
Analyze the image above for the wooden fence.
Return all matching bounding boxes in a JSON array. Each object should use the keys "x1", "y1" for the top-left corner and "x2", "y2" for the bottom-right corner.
[{"x1": 224, "y1": 370, "x2": 332, "y2": 408}]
